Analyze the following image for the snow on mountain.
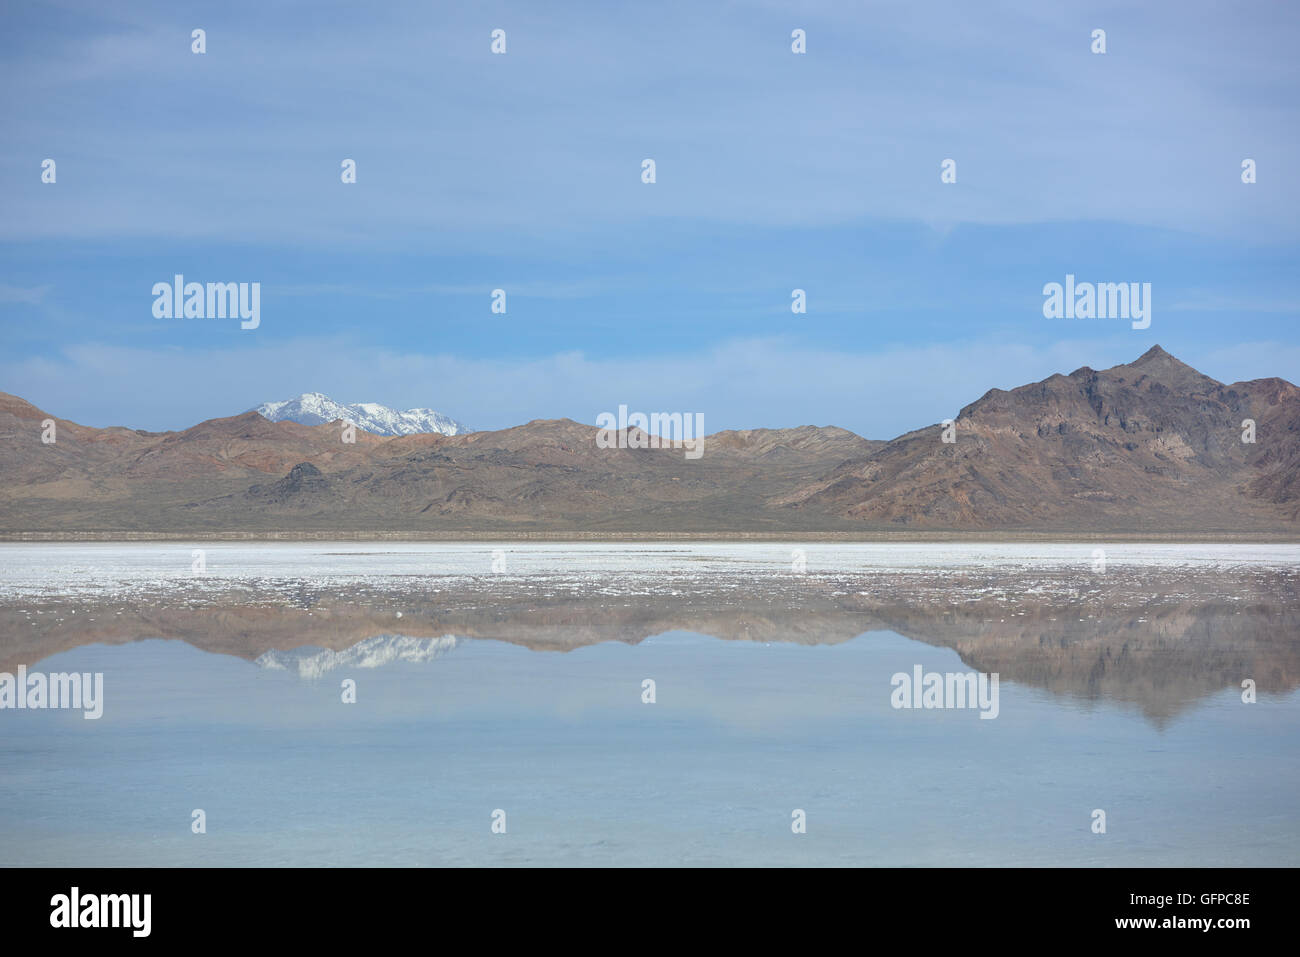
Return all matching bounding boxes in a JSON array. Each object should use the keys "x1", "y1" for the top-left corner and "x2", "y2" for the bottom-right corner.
[
  {"x1": 256, "y1": 635, "x2": 460, "y2": 678},
  {"x1": 255, "y1": 392, "x2": 471, "y2": 436}
]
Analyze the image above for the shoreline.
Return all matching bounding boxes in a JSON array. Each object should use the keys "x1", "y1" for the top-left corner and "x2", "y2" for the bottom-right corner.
[{"x1": 3, "y1": 530, "x2": 1299, "y2": 544}]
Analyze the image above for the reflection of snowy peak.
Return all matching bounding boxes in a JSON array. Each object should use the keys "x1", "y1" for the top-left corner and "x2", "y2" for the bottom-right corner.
[
  {"x1": 256, "y1": 635, "x2": 459, "y2": 678},
  {"x1": 256, "y1": 392, "x2": 471, "y2": 436}
]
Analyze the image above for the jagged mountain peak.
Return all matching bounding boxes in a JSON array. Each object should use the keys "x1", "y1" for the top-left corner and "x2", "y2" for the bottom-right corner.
[
  {"x1": 1136, "y1": 344, "x2": 1172, "y2": 361},
  {"x1": 255, "y1": 392, "x2": 471, "y2": 437},
  {"x1": 1104, "y1": 343, "x2": 1222, "y2": 390}
]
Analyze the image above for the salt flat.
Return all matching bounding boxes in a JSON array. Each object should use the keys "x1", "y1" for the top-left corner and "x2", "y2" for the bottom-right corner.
[{"x1": 0, "y1": 541, "x2": 1296, "y2": 599}]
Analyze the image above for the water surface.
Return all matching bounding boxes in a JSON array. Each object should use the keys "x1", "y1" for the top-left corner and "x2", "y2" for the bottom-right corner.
[{"x1": 1, "y1": 543, "x2": 1296, "y2": 866}]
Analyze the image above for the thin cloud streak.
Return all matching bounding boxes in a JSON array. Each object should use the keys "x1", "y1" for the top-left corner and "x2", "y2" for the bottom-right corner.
[{"x1": 5, "y1": 336, "x2": 1296, "y2": 439}]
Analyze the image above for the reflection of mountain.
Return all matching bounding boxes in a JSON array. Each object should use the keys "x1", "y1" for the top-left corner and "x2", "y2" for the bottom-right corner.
[
  {"x1": 872, "y1": 599, "x2": 1297, "y2": 727},
  {"x1": 3, "y1": 565, "x2": 1295, "y2": 723},
  {"x1": 256, "y1": 634, "x2": 458, "y2": 678}
]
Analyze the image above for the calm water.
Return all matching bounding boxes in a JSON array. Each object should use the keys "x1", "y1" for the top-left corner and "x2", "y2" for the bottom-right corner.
[{"x1": 1, "y1": 543, "x2": 1297, "y2": 866}]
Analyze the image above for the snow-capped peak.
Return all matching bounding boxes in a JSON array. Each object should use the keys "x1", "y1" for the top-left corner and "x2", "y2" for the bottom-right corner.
[
  {"x1": 256, "y1": 635, "x2": 459, "y2": 678},
  {"x1": 255, "y1": 392, "x2": 471, "y2": 436}
]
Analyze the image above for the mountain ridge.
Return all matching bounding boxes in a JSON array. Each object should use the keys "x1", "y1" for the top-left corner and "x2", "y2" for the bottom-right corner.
[
  {"x1": 255, "y1": 392, "x2": 472, "y2": 436},
  {"x1": 2, "y1": 346, "x2": 1298, "y2": 536},
  {"x1": 771, "y1": 345, "x2": 1300, "y2": 528}
]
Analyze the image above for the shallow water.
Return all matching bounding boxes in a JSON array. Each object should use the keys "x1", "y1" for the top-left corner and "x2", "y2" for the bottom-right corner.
[{"x1": 1, "y1": 543, "x2": 1296, "y2": 866}]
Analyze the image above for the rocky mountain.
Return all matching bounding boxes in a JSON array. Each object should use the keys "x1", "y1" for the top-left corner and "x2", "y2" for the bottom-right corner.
[
  {"x1": 774, "y1": 346, "x2": 1300, "y2": 532},
  {"x1": 1, "y1": 346, "x2": 1297, "y2": 536},
  {"x1": 256, "y1": 392, "x2": 471, "y2": 436}
]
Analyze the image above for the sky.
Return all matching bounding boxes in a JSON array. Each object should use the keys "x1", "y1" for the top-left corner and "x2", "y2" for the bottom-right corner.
[{"x1": 1, "y1": 0, "x2": 1297, "y2": 438}]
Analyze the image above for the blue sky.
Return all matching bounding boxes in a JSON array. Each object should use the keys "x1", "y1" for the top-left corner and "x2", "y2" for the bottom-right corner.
[{"x1": 1, "y1": 0, "x2": 1297, "y2": 438}]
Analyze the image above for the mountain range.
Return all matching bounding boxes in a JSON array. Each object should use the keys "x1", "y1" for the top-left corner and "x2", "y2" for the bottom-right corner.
[
  {"x1": 256, "y1": 392, "x2": 471, "y2": 436},
  {"x1": 2, "y1": 346, "x2": 1297, "y2": 537}
]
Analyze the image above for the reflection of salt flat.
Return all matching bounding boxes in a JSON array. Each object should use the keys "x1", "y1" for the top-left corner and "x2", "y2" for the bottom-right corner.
[{"x1": 255, "y1": 634, "x2": 458, "y2": 678}]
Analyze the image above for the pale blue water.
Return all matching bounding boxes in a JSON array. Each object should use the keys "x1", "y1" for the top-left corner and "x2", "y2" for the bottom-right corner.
[{"x1": 2, "y1": 629, "x2": 1296, "y2": 866}]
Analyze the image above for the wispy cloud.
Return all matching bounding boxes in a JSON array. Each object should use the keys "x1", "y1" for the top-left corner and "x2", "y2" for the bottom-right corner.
[
  {"x1": 1165, "y1": 296, "x2": 1300, "y2": 314},
  {"x1": 0, "y1": 284, "x2": 51, "y2": 304},
  {"x1": 275, "y1": 278, "x2": 627, "y2": 300},
  {"x1": 2, "y1": 0, "x2": 1296, "y2": 243},
  {"x1": 5, "y1": 335, "x2": 1292, "y2": 438}
]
